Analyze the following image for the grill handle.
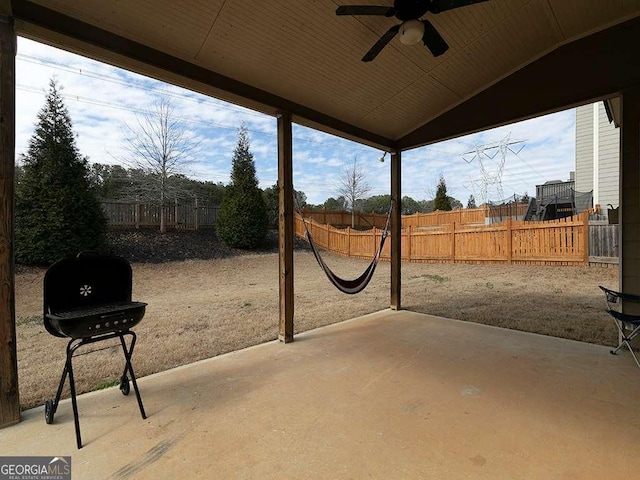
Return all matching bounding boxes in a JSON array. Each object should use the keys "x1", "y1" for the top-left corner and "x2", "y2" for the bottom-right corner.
[
  {"x1": 77, "y1": 251, "x2": 99, "y2": 259},
  {"x1": 100, "y1": 312, "x2": 126, "y2": 320}
]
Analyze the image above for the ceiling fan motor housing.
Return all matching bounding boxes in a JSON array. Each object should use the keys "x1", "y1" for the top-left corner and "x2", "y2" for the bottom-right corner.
[
  {"x1": 336, "y1": 0, "x2": 487, "y2": 61},
  {"x1": 394, "y1": 0, "x2": 430, "y2": 21},
  {"x1": 399, "y1": 19, "x2": 425, "y2": 45}
]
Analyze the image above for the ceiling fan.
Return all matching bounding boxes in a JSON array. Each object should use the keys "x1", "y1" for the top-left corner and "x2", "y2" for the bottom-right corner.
[{"x1": 336, "y1": 0, "x2": 489, "y2": 62}]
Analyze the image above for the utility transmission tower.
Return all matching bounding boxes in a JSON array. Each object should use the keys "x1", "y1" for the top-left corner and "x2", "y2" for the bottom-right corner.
[{"x1": 461, "y1": 133, "x2": 525, "y2": 205}]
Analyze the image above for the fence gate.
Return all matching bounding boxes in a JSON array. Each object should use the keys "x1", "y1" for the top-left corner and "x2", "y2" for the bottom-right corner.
[{"x1": 589, "y1": 218, "x2": 619, "y2": 263}]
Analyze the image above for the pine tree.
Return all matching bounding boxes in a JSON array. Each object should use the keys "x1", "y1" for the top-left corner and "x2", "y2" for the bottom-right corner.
[
  {"x1": 15, "y1": 79, "x2": 107, "y2": 264},
  {"x1": 433, "y1": 175, "x2": 452, "y2": 211},
  {"x1": 216, "y1": 124, "x2": 268, "y2": 249},
  {"x1": 467, "y1": 194, "x2": 477, "y2": 209}
]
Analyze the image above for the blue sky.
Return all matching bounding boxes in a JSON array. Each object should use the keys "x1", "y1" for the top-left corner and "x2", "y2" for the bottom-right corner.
[{"x1": 16, "y1": 37, "x2": 577, "y2": 206}]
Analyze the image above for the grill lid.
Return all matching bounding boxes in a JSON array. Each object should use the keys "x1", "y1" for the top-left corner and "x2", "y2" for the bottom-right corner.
[
  {"x1": 43, "y1": 252, "x2": 144, "y2": 338},
  {"x1": 44, "y1": 252, "x2": 134, "y2": 315}
]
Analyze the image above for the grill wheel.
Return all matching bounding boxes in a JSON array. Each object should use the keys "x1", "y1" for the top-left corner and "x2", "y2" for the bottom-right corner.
[
  {"x1": 45, "y1": 399, "x2": 55, "y2": 424},
  {"x1": 119, "y1": 375, "x2": 130, "y2": 396}
]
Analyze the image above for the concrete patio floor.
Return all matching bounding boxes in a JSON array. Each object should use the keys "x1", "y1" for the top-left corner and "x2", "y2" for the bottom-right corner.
[{"x1": 1, "y1": 310, "x2": 639, "y2": 479}]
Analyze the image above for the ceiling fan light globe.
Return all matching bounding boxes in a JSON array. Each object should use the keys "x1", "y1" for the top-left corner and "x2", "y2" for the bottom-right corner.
[{"x1": 399, "y1": 19, "x2": 424, "y2": 45}]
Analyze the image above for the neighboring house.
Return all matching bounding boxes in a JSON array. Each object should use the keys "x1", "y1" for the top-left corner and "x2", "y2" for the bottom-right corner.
[
  {"x1": 523, "y1": 177, "x2": 592, "y2": 221},
  {"x1": 575, "y1": 101, "x2": 620, "y2": 214}
]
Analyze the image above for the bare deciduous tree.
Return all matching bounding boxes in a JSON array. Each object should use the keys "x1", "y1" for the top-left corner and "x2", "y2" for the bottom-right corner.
[
  {"x1": 336, "y1": 156, "x2": 371, "y2": 228},
  {"x1": 121, "y1": 94, "x2": 200, "y2": 233}
]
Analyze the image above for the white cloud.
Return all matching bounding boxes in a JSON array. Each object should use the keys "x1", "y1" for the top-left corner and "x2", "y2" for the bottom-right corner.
[{"x1": 16, "y1": 37, "x2": 578, "y2": 206}]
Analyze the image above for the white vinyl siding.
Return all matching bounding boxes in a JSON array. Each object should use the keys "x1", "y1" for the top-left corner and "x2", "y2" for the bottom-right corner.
[
  {"x1": 575, "y1": 104, "x2": 593, "y2": 194},
  {"x1": 597, "y1": 102, "x2": 620, "y2": 209},
  {"x1": 574, "y1": 102, "x2": 620, "y2": 211}
]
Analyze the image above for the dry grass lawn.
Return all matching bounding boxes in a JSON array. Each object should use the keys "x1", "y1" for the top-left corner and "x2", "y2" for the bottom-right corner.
[{"x1": 15, "y1": 251, "x2": 617, "y2": 410}]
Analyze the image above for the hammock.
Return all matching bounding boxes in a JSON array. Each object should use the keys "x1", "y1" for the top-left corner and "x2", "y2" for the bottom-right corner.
[{"x1": 299, "y1": 203, "x2": 392, "y2": 295}]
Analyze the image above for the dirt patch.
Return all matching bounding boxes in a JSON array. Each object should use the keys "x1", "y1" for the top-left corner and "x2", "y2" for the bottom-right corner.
[{"x1": 15, "y1": 250, "x2": 617, "y2": 410}]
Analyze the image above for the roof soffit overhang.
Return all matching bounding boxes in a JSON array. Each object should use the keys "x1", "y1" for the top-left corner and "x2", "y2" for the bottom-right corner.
[
  {"x1": 11, "y1": 0, "x2": 397, "y2": 151},
  {"x1": 8, "y1": 1, "x2": 640, "y2": 152},
  {"x1": 398, "y1": 15, "x2": 640, "y2": 149}
]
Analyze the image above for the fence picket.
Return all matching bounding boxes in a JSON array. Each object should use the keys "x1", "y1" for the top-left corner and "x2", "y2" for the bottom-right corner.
[
  {"x1": 295, "y1": 212, "x2": 590, "y2": 266},
  {"x1": 102, "y1": 201, "x2": 218, "y2": 230}
]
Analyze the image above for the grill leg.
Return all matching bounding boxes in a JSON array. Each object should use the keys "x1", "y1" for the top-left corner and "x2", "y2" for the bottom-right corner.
[
  {"x1": 66, "y1": 341, "x2": 83, "y2": 449},
  {"x1": 52, "y1": 362, "x2": 69, "y2": 414},
  {"x1": 46, "y1": 331, "x2": 145, "y2": 449},
  {"x1": 120, "y1": 333, "x2": 146, "y2": 419}
]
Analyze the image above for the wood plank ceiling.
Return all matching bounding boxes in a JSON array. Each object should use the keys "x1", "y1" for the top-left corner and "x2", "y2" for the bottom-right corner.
[{"x1": 7, "y1": 0, "x2": 640, "y2": 150}]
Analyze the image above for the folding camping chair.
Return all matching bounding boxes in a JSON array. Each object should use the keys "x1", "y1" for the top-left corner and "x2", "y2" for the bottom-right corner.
[{"x1": 599, "y1": 286, "x2": 640, "y2": 368}]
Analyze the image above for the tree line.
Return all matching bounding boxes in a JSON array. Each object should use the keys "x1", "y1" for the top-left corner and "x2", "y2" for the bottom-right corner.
[
  {"x1": 14, "y1": 79, "x2": 280, "y2": 261},
  {"x1": 82, "y1": 164, "x2": 468, "y2": 217},
  {"x1": 14, "y1": 78, "x2": 475, "y2": 264}
]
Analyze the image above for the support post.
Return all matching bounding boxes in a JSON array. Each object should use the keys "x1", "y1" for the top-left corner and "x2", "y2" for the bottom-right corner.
[
  {"x1": 390, "y1": 151, "x2": 401, "y2": 310},
  {"x1": 620, "y1": 88, "x2": 640, "y2": 319},
  {"x1": 278, "y1": 112, "x2": 294, "y2": 342},
  {"x1": 0, "y1": 15, "x2": 19, "y2": 427}
]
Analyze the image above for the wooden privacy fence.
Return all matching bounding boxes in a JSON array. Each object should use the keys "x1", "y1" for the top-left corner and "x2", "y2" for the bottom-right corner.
[
  {"x1": 589, "y1": 218, "x2": 619, "y2": 263},
  {"x1": 295, "y1": 211, "x2": 590, "y2": 266},
  {"x1": 300, "y1": 209, "x2": 388, "y2": 228},
  {"x1": 402, "y1": 207, "x2": 487, "y2": 227},
  {"x1": 301, "y1": 206, "x2": 488, "y2": 229},
  {"x1": 102, "y1": 201, "x2": 219, "y2": 230}
]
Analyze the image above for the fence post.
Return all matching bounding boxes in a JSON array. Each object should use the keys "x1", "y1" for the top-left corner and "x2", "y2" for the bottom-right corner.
[
  {"x1": 407, "y1": 225, "x2": 412, "y2": 261},
  {"x1": 370, "y1": 227, "x2": 375, "y2": 256},
  {"x1": 135, "y1": 200, "x2": 140, "y2": 229},
  {"x1": 348, "y1": 227, "x2": 351, "y2": 257},
  {"x1": 451, "y1": 222, "x2": 456, "y2": 263},
  {"x1": 506, "y1": 217, "x2": 513, "y2": 265},
  {"x1": 194, "y1": 196, "x2": 199, "y2": 230},
  {"x1": 327, "y1": 223, "x2": 331, "y2": 251},
  {"x1": 174, "y1": 198, "x2": 179, "y2": 229},
  {"x1": 582, "y1": 211, "x2": 589, "y2": 265}
]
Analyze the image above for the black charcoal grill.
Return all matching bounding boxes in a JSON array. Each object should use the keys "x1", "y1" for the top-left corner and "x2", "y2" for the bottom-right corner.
[{"x1": 43, "y1": 252, "x2": 147, "y2": 449}]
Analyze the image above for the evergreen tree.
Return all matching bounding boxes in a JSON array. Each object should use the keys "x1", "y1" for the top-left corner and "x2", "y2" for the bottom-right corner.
[
  {"x1": 263, "y1": 184, "x2": 307, "y2": 229},
  {"x1": 16, "y1": 79, "x2": 107, "y2": 264},
  {"x1": 467, "y1": 194, "x2": 477, "y2": 209},
  {"x1": 433, "y1": 175, "x2": 452, "y2": 211},
  {"x1": 362, "y1": 194, "x2": 392, "y2": 214},
  {"x1": 449, "y1": 197, "x2": 463, "y2": 210},
  {"x1": 323, "y1": 196, "x2": 347, "y2": 211},
  {"x1": 216, "y1": 124, "x2": 268, "y2": 249}
]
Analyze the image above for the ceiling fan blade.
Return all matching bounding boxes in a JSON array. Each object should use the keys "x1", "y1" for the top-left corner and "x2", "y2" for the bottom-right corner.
[
  {"x1": 336, "y1": 5, "x2": 395, "y2": 16},
  {"x1": 421, "y1": 19, "x2": 449, "y2": 57},
  {"x1": 362, "y1": 24, "x2": 401, "y2": 62},
  {"x1": 428, "y1": 0, "x2": 490, "y2": 14}
]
